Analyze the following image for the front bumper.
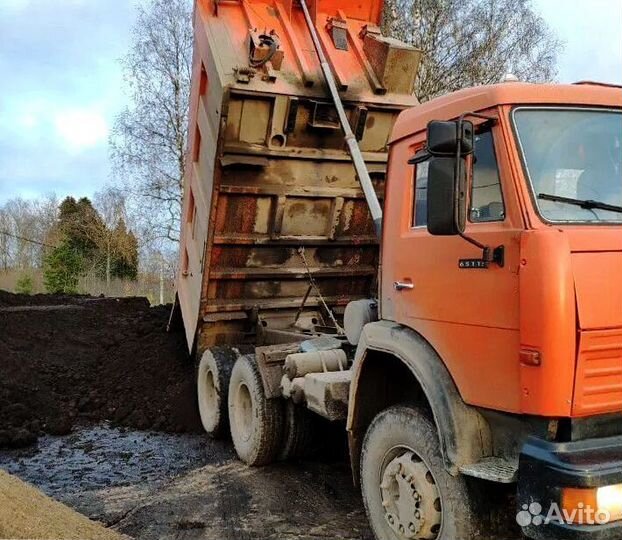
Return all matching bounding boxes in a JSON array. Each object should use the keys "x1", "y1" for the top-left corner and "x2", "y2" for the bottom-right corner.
[{"x1": 519, "y1": 434, "x2": 622, "y2": 539}]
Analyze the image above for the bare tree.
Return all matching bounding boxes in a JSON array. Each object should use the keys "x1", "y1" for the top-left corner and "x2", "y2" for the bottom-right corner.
[
  {"x1": 383, "y1": 0, "x2": 563, "y2": 102},
  {"x1": 0, "y1": 194, "x2": 58, "y2": 270},
  {"x1": 93, "y1": 188, "x2": 132, "y2": 287},
  {"x1": 110, "y1": 0, "x2": 193, "y2": 244}
]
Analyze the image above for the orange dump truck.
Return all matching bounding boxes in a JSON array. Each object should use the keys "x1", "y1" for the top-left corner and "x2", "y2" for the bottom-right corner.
[{"x1": 175, "y1": 1, "x2": 622, "y2": 538}]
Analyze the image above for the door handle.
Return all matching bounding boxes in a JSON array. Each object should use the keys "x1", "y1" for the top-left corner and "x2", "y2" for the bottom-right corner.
[{"x1": 394, "y1": 280, "x2": 414, "y2": 291}]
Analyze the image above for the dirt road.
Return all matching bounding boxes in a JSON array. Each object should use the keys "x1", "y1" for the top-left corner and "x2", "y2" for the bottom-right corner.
[
  {"x1": 1, "y1": 423, "x2": 523, "y2": 540},
  {"x1": 1, "y1": 424, "x2": 372, "y2": 540}
]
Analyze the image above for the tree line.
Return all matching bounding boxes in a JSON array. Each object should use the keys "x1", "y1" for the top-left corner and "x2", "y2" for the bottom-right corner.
[
  {"x1": 0, "y1": 191, "x2": 138, "y2": 294},
  {"x1": 43, "y1": 195, "x2": 138, "y2": 294}
]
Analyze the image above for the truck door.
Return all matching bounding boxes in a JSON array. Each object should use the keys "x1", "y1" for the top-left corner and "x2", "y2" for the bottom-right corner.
[{"x1": 383, "y1": 123, "x2": 523, "y2": 412}]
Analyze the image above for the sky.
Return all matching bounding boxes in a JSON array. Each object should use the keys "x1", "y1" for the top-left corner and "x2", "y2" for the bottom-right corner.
[
  {"x1": 0, "y1": 0, "x2": 137, "y2": 203},
  {"x1": 0, "y1": 0, "x2": 621, "y2": 204}
]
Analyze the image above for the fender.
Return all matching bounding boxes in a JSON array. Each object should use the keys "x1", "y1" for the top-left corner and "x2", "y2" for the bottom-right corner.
[{"x1": 347, "y1": 320, "x2": 491, "y2": 475}]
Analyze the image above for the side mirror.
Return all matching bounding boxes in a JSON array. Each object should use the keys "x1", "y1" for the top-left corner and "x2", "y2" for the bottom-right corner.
[
  {"x1": 427, "y1": 120, "x2": 474, "y2": 156},
  {"x1": 427, "y1": 156, "x2": 468, "y2": 236},
  {"x1": 425, "y1": 119, "x2": 472, "y2": 236}
]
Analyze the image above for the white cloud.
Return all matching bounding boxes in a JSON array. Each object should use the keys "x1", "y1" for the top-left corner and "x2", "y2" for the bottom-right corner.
[
  {"x1": 0, "y1": 0, "x2": 136, "y2": 203},
  {"x1": 53, "y1": 108, "x2": 109, "y2": 151}
]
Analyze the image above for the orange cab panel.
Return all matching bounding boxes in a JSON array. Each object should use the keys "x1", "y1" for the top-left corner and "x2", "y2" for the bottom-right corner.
[
  {"x1": 572, "y1": 252, "x2": 622, "y2": 330},
  {"x1": 573, "y1": 328, "x2": 622, "y2": 416},
  {"x1": 382, "y1": 124, "x2": 525, "y2": 414},
  {"x1": 518, "y1": 229, "x2": 576, "y2": 417}
]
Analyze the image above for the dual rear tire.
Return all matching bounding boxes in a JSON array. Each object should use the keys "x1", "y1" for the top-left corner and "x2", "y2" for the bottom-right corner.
[
  {"x1": 198, "y1": 350, "x2": 315, "y2": 465},
  {"x1": 227, "y1": 354, "x2": 284, "y2": 466},
  {"x1": 197, "y1": 347, "x2": 239, "y2": 438}
]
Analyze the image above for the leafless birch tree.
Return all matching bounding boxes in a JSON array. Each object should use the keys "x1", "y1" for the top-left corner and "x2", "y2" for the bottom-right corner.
[
  {"x1": 110, "y1": 0, "x2": 193, "y2": 244},
  {"x1": 383, "y1": 0, "x2": 562, "y2": 102}
]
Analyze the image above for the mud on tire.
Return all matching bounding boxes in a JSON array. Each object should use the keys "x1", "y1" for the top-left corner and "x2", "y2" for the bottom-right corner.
[
  {"x1": 197, "y1": 347, "x2": 239, "y2": 438},
  {"x1": 228, "y1": 354, "x2": 284, "y2": 466},
  {"x1": 279, "y1": 400, "x2": 318, "y2": 461},
  {"x1": 361, "y1": 405, "x2": 481, "y2": 540}
]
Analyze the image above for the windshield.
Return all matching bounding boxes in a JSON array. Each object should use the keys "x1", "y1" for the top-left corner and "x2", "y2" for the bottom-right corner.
[{"x1": 513, "y1": 108, "x2": 622, "y2": 222}]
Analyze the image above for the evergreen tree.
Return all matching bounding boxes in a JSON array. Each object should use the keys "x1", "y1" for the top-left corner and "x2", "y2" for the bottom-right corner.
[
  {"x1": 43, "y1": 195, "x2": 140, "y2": 291},
  {"x1": 58, "y1": 197, "x2": 105, "y2": 261},
  {"x1": 110, "y1": 219, "x2": 139, "y2": 280},
  {"x1": 43, "y1": 239, "x2": 83, "y2": 294}
]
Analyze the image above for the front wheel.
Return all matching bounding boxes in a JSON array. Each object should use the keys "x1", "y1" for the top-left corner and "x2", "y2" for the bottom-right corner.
[{"x1": 360, "y1": 405, "x2": 480, "y2": 540}]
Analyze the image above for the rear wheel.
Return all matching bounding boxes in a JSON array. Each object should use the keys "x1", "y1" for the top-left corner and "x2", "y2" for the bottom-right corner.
[
  {"x1": 197, "y1": 347, "x2": 239, "y2": 438},
  {"x1": 228, "y1": 354, "x2": 284, "y2": 466},
  {"x1": 279, "y1": 401, "x2": 317, "y2": 461},
  {"x1": 361, "y1": 405, "x2": 479, "y2": 540}
]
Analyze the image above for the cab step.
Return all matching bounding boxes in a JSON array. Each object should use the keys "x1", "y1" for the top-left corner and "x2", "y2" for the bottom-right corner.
[{"x1": 460, "y1": 457, "x2": 518, "y2": 483}]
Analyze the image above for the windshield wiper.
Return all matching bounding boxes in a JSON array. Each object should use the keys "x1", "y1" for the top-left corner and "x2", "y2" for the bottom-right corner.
[{"x1": 538, "y1": 193, "x2": 622, "y2": 214}]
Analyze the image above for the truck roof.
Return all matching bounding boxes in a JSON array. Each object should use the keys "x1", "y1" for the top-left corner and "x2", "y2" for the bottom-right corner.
[{"x1": 390, "y1": 82, "x2": 622, "y2": 144}]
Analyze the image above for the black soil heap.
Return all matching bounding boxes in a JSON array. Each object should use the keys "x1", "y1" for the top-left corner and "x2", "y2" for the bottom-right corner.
[{"x1": 0, "y1": 291, "x2": 201, "y2": 448}]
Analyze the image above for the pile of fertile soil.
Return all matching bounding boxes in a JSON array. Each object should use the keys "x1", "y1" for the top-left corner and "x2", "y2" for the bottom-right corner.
[{"x1": 0, "y1": 291, "x2": 202, "y2": 448}]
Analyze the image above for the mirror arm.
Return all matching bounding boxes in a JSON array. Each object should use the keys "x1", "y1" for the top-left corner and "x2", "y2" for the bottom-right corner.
[
  {"x1": 458, "y1": 231, "x2": 505, "y2": 268},
  {"x1": 460, "y1": 111, "x2": 498, "y2": 125},
  {"x1": 408, "y1": 149, "x2": 431, "y2": 165},
  {"x1": 458, "y1": 231, "x2": 487, "y2": 251}
]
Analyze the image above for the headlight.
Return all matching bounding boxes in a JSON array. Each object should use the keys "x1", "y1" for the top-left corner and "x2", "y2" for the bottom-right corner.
[
  {"x1": 561, "y1": 485, "x2": 622, "y2": 524},
  {"x1": 597, "y1": 485, "x2": 622, "y2": 522}
]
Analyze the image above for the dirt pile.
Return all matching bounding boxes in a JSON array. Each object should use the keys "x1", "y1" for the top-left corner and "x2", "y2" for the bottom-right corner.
[
  {"x1": 0, "y1": 291, "x2": 202, "y2": 448},
  {"x1": 0, "y1": 469, "x2": 128, "y2": 540}
]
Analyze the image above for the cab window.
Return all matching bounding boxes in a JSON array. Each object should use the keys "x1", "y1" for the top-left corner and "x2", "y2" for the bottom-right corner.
[
  {"x1": 411, "y1": 128, "x2": 504, "y2": 227},
  {"x1": 411, "y1": 160, "x2": 429, "y2": 227},
  {"x1": 470, "y1": 130, "x2": 505, "y2": 222}
]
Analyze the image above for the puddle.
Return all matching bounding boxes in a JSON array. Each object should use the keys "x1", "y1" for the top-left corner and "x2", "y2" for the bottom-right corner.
[{"x1": 0, "y1": 423, "x2": 233, "y2": 496}]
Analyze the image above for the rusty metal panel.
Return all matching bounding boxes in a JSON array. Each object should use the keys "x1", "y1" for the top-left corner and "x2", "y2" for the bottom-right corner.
[
  {"x1": 178, "y1": 0, "x2": 421, "y2": 352},
  {"x1": 362, "y1": 32, "x2": 422, "y2": 95}
]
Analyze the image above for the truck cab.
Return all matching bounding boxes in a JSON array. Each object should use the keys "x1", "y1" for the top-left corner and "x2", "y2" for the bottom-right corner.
[{"x1": 349, "y1": 81, "x2": 622, "y2": 539}]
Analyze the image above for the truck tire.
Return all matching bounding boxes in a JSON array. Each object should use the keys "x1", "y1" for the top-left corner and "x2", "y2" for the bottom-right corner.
[
  {"x1": 228, "y1": 354, "x2": 284, "y2": 466},
  {"x1": 279, "y1": 401, "x2": 316, "y2": 461},
  {"x1": 197, "y1": 347, "x2": 239, "y2": 438},
  {"x1": 361, "y1": 405, "x2": 479, "y2": 540}
]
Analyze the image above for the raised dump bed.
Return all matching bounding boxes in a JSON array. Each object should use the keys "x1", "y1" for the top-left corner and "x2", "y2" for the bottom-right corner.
[{"x1": 177, "y1": 0, "x2": 420, "y2": 353}]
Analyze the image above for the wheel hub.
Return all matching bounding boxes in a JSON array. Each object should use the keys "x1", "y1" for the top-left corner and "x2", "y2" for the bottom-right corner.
[
  {"x1": 235, "y1": 382, "x2": 253, "y2": 442},
  {"x1": 380, "y1": 451, "x2": 442, "y2": 539},
  {"x1": 203, "y1": 369, "x2": 216, "y2": 404}
]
